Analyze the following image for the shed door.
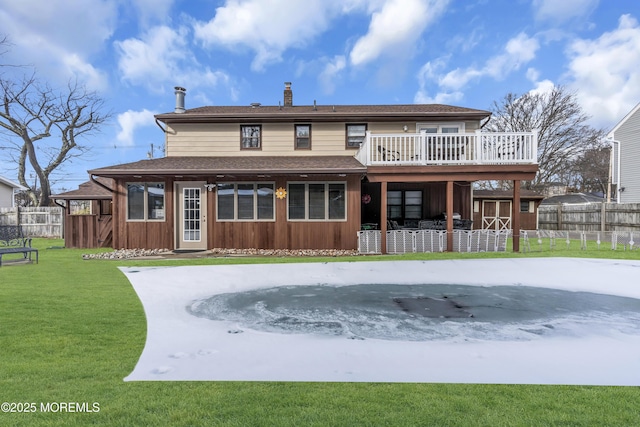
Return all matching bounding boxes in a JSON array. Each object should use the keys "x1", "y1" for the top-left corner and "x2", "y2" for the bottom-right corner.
[
  {"x1": 482, "y1": 200, "x2": 511, "y2": 230},
  {"x1": 176, "y1": 182, "x2": 207, "y2": 250}
]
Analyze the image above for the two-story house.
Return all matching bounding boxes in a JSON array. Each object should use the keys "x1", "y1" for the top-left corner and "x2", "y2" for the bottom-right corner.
[{"x1": 75, "y1": 83, "x2": 537, "y2": 253}]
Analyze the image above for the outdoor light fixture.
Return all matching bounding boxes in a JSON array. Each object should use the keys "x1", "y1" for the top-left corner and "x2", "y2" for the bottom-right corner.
[{"x1": 204, "y1": 183, "x2": 215, "y2": 192}]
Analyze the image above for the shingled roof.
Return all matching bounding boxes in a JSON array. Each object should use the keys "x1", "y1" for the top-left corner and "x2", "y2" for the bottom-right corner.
[
  {"x1": 473, "y1": 189, "x2": 544, "y2": 199},
  {"x1": 155, "y1": 104, "x2": 491, "y2": 123},
  {"x1": 52, "y1": 177, "x2": 113, "y2": 200},
  {"x1": 89, "y1": 156, "x2": 367, "y2": 177}
]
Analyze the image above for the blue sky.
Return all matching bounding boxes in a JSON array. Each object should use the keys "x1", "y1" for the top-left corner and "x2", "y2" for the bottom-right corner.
[{"x1": 0, "y1": 0, "x2": 639, "y2": 192}]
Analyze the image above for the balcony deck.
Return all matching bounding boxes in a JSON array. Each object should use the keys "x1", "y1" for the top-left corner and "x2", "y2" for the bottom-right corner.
[{"x1": 355, "y1": 130, "x2": 538, "y2": 166}]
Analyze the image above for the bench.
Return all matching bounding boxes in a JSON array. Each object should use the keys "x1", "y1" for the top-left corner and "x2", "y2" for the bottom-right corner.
[{"x1": 0, "y1": 225, "x2": 39, "y2": 267}]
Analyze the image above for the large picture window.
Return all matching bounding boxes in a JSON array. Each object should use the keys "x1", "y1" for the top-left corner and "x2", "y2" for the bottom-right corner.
[
  {"x1": 127, "y1": 183, "x2": 165, "y2": 221},
  {"x1": 241, "y1": 125, "x2": 262, "y2": 149},
  {"x1": 216, "y1": 183, "x2": 275, "y2": 221},
  {"x1": 287, "y1": 182, "x2": 346, "y2": 221}
]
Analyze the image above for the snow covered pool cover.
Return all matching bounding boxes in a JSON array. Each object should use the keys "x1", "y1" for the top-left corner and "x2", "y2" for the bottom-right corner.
[{"x1": 121, "y1": 258, "x2": 640, "y2": 384}]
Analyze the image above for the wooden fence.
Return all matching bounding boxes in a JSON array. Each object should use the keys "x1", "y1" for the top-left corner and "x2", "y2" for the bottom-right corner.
[
  {"x1": 538, "y1": 203, "x2": 640, "y2": 232},
  {"x1": 0, "y1": 207, "x2": 63, "y2": 237}
]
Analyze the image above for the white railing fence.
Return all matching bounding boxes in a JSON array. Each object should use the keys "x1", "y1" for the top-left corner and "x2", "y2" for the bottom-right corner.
[
  {"x1": 521, "y1": 230, "x2": 639, "y2": 252},
  {"x1": 0, "y1": 207, "x2": 63, "y2": 237},
  {"x1": 355, "y1": 130, "x2": 537, "y2": 166},
  {"x1": 358, "y1": 229, "x2": 639, "y2": 254},
  {"x1": 357, "y1": 229, "x2": 510, "y2": 254}
]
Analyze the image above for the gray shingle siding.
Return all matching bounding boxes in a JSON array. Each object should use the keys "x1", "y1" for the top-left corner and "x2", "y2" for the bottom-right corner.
[{"x1": 613, "y1": 106, "x2": 640, "y2": 203}]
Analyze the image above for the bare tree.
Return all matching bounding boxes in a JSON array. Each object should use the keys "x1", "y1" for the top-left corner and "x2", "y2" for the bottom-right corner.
[
  {"x1": 0, "y1": 75, "x2": 111, "y2": 206},
  {"x1": 486, "y1": 86, "x2": 605, "y2": 190},
  {"x1": 564, "y1": 145, "x2": 611, "y2": 194}
]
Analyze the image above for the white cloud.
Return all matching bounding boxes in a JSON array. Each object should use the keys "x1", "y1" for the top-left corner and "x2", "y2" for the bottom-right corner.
[
  {"x1": 129, "y1": 0, "x2": 175, "y2": 27},
  {"x1": 565, "y1": 14, "x2": 640, "y2": 128},
  {"x1": 525, "y1": 67, "x2": 555, "y2": 96},
  {"x1": 532, "y1": 0, "x2": 599, "y2": 25},
  {"x1": 318, "y1": 56, "x2": 347, "y2": 94},
  {"x1": 117, "y1": 109, "x2": 156, "y2": 146},
  {"x1": 349, "y1": 0, "x2": 449, "y2": 66},
  {"x1": 414, "y1": 32, "x2": 539, "y2": 105},
  {"x1": 115, "y1": 25, "x2": 232, "y2": 95},
  {"x1": 414, "y1": 58, "x2": 463, "y2": 104},
  {"x1": 0, "y1": 0, "x2": 116, "y2": 88},
  {"x1": 432, "y1": 33, "x2": 539, "y2": 92},
  {"x1": 193, "y1": 0, "x2": 337, "y2": 71}
]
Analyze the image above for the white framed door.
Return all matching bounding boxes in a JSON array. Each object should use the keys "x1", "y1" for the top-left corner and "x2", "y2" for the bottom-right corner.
[{"x1": 175, "y1": 182, "x2": 207, "y2": 250}]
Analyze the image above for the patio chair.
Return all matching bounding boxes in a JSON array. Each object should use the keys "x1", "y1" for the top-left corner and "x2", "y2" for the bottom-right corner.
[{"x1": 377, "y1": 145, "x2": 399, "y2": 161}]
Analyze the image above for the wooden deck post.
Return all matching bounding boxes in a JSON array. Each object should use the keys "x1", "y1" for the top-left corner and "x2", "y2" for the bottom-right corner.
[
  {"x1": 512, "y1": 180, "x2": 521, "y2": 252},
  {"x1": 380, "y1": 181, "x2": 387, "y2": 254},
  {"x1": 446, "y1": 180, "x2": 454, "y2": 252}
]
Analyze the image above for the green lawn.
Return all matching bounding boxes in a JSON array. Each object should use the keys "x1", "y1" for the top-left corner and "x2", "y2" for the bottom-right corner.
[{"x1": 1, "y1": 240, "x2": 639, "y2": 426}]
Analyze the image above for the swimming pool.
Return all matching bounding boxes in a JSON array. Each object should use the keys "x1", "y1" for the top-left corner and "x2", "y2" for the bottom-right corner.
[{"x1": 122, "y1": 258, "x2": 640, "y2": 384}]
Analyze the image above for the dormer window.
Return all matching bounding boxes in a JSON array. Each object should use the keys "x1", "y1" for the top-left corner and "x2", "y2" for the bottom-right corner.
[{"x1": 241, "y1": 125, "x2": 261, "y2": 149}]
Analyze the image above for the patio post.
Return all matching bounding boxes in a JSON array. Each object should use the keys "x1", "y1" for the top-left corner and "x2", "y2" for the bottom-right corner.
[
  {"x1": 380, "y1": 181, "x2": 387, "y2": 254},
  {"x1": 512, "y1": 180, "x2": 521, "y2": 252},
  {"x1": 446, "y1": 180, "x2": 454, "y2": 251}
]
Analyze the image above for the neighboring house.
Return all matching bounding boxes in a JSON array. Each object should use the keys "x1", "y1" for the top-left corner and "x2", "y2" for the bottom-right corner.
[
  {"x1": 473, "y1": 189, "x2": 544, "y2": 231},
  {"x1": 0, "y1": 176, "x2": 25, "y2": 208},
  {"x1": 82, "y1": 83, "x2": 537, "y2": 253},
  {"x1": 608, "y1": 102, "x2": 640, "y2": 203},
  {"x1": 51, "y1": 178, "x2": 113, "y2": 248}
]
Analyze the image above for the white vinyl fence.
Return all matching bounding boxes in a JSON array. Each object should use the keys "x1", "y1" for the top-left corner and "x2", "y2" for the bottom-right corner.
[
  {"x1": 0, "y1": 207, "x2": 63, "y2": 237},
  {"x1": 358, "y1": 229, "x2": 510, "y2": 254}
]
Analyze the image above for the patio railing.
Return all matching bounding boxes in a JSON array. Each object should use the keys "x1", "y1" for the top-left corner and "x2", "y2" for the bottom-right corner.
[
  {"x1": 355, "y1": 130, "x2": 538, "y2": 166},
  {"x1": 357, "y1": 229, "x2": 511, "y2": 254},
  {"x1": 357, "y1": 229, "x2": 640, "y2": 254}
]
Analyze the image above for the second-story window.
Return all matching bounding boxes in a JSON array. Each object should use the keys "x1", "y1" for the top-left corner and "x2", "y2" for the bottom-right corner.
[
  {"x1": 295, "y1": 124, "x2": 311, "y2": 149},
  {"x1": 241, "y1": 125, "x2": 261, "y2": 149},
  {"x1": 346, "y1": 124, "x2": 367, "y2": 148}
]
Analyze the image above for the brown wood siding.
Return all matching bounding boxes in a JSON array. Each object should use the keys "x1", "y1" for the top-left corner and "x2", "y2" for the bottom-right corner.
[
  {"x1": 112, "y1": 178, "x2": 175, "y2": 250},
  {"x1": 210, "y1": 175, "x2": 360, "y2": 250},
  {"x1": 63, "y1": 211, "x2": 113, "y2": 249},
  {"x1": 64, "y1": 215, "x2": 97, "y2": 248},
  {"x1": 112, "y1": 175, "x2": 360, "y2": 250},
  {"x1": 472, "y1": 198, "x2": 539, "y2": 230}
]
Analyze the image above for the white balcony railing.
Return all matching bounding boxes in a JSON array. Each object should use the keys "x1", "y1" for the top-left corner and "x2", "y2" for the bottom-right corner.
[{"x1": 355, "y1": 130, "x2": 538, "y2": 166}]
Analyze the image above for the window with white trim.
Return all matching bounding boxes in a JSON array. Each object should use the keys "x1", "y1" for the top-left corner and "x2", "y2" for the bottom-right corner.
[
  {"x1": 295, "y1": 124, "x2": 311, "y2": 149},
  {"x1": 346, "y1": 124, "x2": 367, "y2": 148},
  {"x1": 216, "y1": 182, "x2": 275, "y2": 221},
  {"x1": 287, "y1": 182, "x2": 346, "y2": 221},
  {"x1": 127, "y1": 183, "x2": 165, "y2": 221},
  {"x1": 417, "y1": 122, "x2": 465, "y2": 134}
]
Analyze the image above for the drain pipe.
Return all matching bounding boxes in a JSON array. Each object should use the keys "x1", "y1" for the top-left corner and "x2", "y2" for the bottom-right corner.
[
  {"x1": 607, "y1": 137, "x2": 621, "y2": 203},
  {"x1": 90, "y1": 175, "x2": 114, "y2": 194}
]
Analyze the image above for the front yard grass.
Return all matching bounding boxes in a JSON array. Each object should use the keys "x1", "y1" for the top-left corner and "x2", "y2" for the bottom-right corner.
[{"x1": 1, "y1": 239, "x2": 639, "y2": 426}]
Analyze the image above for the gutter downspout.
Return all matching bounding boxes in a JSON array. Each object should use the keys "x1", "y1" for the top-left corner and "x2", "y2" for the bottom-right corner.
[
  {"x1": 608, "y1": 137, "x2": 621, "y2": 203},
  {"x1": 90, "y1": 175, "x2": 115, "y2": 194}
]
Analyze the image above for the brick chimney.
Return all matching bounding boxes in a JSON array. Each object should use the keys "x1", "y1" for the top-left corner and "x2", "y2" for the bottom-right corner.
[
  {"x1": 174, "y1": 86, "x2": 186, "y2": 113},
  {"x1": 284, "y1": 82, "x2": 292, "y2": 107}
]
